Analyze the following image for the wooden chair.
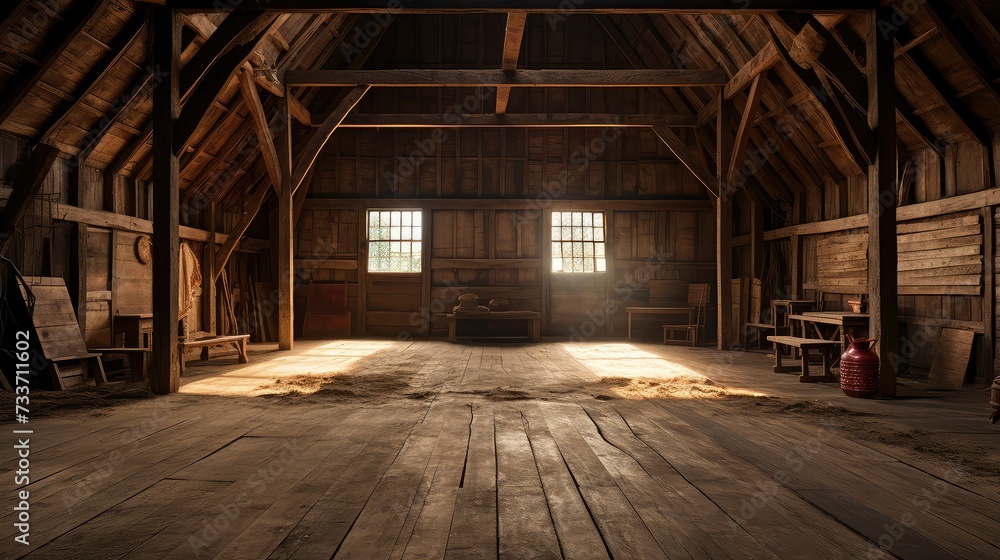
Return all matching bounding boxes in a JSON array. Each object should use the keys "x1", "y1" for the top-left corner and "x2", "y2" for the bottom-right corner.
[
  {"x1": 662, "y1": 283, "x2": 711, "y2": 346},
  {"x1": 744, "y1": 279, "x2": 777, "y2": 350}
]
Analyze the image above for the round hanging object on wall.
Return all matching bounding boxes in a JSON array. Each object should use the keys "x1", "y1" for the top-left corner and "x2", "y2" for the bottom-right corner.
[{"x1": 135, "y1": 235, "x2": 152, "y2": 264}]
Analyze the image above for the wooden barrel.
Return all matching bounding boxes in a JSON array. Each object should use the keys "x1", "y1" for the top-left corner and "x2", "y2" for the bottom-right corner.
[{"x1": 991, "y1": 376, "x2": 1000, "y2": 424}]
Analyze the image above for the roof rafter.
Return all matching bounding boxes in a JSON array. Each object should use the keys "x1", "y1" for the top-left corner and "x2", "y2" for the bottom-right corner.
[
  {"x1": 495, "y1": 11, "x2": 527, "y2": 115},
  {"x1": 38, "y1": 13, "x2": 146, "y2": 145},
  {"x1": 0, "y1": 0, "x2": 105, "y2": 126}
]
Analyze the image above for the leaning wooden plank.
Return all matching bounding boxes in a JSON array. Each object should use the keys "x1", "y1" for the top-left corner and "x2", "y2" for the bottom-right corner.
[{"x1": 928, "y1": 328, "x2": 976, "y2": 390}]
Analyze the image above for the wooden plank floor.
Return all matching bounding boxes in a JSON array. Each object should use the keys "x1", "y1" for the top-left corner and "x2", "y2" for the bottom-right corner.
[{"x1": 3, "y1": 340, "x2": 998, "y2": 559}]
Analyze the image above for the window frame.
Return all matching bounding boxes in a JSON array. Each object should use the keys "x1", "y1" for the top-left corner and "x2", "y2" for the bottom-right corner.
[
  {"x1": 549, "y1": 210, "x2": 607, "y2": 274},
  {"x1": 366, "y1": 208, "x2": 424, "y2": 274}
]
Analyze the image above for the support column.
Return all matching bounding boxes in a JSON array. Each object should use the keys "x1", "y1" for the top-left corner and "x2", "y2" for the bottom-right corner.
[
  {"x1": 750, "y1": 199, "x2": 765, "y2": 280},
  {"x1": 717, "y1": 92, "x2": 734, "y2": 350},
  {"x1": 277, "y1": 93, "x2": 294, "y2": 350},
  {"x1": 150, "y1": 6, "x2": 181, "y2": 395},
  {"x1": 867, "y1": 8, "x2": 899, "y2": 397},
  {"x1": 203, "y1": 201, "x2": 217, "y2": 335}
]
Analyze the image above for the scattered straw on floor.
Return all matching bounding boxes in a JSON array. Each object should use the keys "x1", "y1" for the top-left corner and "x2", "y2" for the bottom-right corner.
[{"x1": 599, "y1": 374, "x2": 767, "y2": 400}]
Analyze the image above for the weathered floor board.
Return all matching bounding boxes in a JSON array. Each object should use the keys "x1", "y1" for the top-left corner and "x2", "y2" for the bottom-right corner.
[{"x1": 3, "y1": 340, "x2": 998, "y2": 560}]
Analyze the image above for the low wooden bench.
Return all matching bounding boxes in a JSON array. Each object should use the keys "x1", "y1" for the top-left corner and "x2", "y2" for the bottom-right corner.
[
  {"x1": 179, "y1": 334, "x2": 250, "y2": 375},
  {"x1": 766, "y1": 335, "x2": 841, "y2": 383},
  {"x1": 87, "y1": 347, "x2": 151, "y2": 383}
]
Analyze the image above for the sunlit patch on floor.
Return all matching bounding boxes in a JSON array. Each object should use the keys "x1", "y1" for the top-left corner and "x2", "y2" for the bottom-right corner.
[
  {"x1": 562, "y1": 343, "x2": 768, "y2": 400},
  {"x1": 178, "y1": 340, "x2": 397, "y2": 396}
]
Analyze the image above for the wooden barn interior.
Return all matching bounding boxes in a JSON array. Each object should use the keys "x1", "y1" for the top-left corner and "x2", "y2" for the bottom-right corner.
[{"x1": 1, "y1": 0, "x2": 1000, "y2": 558}]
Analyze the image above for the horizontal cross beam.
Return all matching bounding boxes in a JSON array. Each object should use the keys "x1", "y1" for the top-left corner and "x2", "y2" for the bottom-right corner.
[
  {"x1": 286, "y1": 69, "x2": 728, "y2": 88},
  {"x1": 166, "y1": 1, "x2": 877, "y2": 14},
  {"x1": 330, "y1": 113, "x2": 698, "y2": 127}
]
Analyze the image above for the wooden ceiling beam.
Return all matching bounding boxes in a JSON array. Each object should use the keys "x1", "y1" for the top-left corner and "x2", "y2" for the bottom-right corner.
[
  {"x1": 724, "y1": 14, "x2": 844, "y2": 99},
  {"x1": 286, "y1": 68, "x2": 728, "y2": 87},
  {"x1": 495, "y1": 11, "x2": 527, "y2": 115},
  {"x1": 167, "y1": 0, "x2": 878, "y2": 13},
  {"x1": 728, "y1": 72, "x2": 766, "y2": 187},
  {"x1": 237, "y1": 68, "x2": 282, "y2": 194},
  {"x1": 179, "y1": 11, "x2": 277, "y2": 103},
  {"x1": 891, "y1": 27, "x2": 994, "y2": 147},
  {"x1": 651, "y1": 126, "x2": 720, "y2": 198},
  {"x1": 593, "y1": 15, "x2": 686, "y2": 115},
  {"x1": 0, "y1": 0, "x2": 105, "y2": 126},
  {"x1": 0, "y1": 1, "x2": 33, "y2": 40},
  {"x1": 38, "y1": 14, "x2": 146, "y2": 146},
  {"x1": 175, "y1": 17, "x2": 283, "y2": 154},
  {"x1": 763, "y1": 17, "x2": 871, "y2": 173},
  {"x1": 292, "y1": 85, "x2": 369, "y2": 194},
  {"x1": 921, "y1": 0, "x2": 1000, "y2": 108},
  {"x1": 330, "y1": 113, "x2": 698, "y2": 127}
]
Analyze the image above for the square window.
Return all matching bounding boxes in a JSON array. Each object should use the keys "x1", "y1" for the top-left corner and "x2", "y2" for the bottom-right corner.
[
  {"x1": 368, "y1": 209, "x2": 422, "y2": 272},
  {"x1": 550, "y1": 211, "x2": 606, "y2": 273}
]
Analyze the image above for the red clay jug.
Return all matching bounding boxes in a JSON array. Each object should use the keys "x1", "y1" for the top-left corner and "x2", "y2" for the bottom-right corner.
[{"x1": 840, "y1": 335, "x2": 879, "y2": 398}]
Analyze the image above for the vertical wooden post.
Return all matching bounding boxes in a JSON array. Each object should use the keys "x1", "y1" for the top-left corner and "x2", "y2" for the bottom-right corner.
[
  {"x1": 716, "y1": 93, "x2": 734, "y2": 350},
  {"x1": 868, "y1": 8, "x2": 899, "y2": 397},
  {"x1": 277, "y1": 93, "x2": 294, "y2": 350},
  {"x1": 789, "y1": 233, "x2": 801, "y2": 298},
  {"x1": 605, "y1": 210, "x2": 616, "y2": 337},
  {"x1": 357, "y1": 205, "x2": 368, "y2": 336},
  {"x1": 982, "y1": 207, "x2": 995, "y2": 381},
  {"x1": 204, "y1": 201, "x2": 217, "y2": 335},
  {"x1": 750, "y1": 199, "x2": 765, "y2": 280},
  {"x1": 150, "y1": 6, "x2": 181, "y2": 395},
  {"x1": 420, "y1": 206, "x2": 431, "y2": 337}
]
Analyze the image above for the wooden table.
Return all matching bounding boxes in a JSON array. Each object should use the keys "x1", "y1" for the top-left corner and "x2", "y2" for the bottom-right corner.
[
  {"x1": 113, "y1": 313, "x2": 153, "y2": 348},
  {"x1": 448, "y1": 311, "x2": 542, "y2": 343},
  {"x1": 625, "y1": 306, "x2": 695, "y2": 341},
  {"x1": 788, "y1": 311, "x2": 870, "y2": 356}
]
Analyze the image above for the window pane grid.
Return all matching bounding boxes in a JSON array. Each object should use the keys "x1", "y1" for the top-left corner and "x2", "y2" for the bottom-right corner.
[
  {"x1": 368, "y1": 210, "x2": 422, "y2": 272},
  {"x1": 551, "y1": 211, "x2": 606, "y2": 273}
]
